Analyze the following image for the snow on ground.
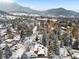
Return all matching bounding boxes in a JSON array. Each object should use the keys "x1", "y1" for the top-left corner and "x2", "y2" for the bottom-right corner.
[
  {"x1": 71, "y1": 49, "x2": 79, "y2": 58},
  {"x1": 59, "y1": 47, "x2": 69, "y2": 57},
  {"x1": 0, "y1": 24, "x2": 3, "y2": 28},
  {"x1": 13, "y1": 35, "x2": 20, "y2": 40},
  {"x1": 33, "y1": 26, "x2": 37, "y2": 34},
  {"x1": 0, "y1": 43, "x2": 5, "y2": 49},
  {"x1": 60, "y1": 56, "x2": 71, "y2": 59},
  {"x1": 30, "y1": 58, "x2": 49, "y2": 59},
  {"x1": 72, "y1": 53, "x2": 79, "y2": 58},
  {"x1": 0, "y1": 29, "x2": 6, "y2": 36},
  {"x1": 5, "y1": 39, "x2": 13, "y2": 42},
  {"x1": 11, "y1": 44, "x2": 26, "y2": 59}
]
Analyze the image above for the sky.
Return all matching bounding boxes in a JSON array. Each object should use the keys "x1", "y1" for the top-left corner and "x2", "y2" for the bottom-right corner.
[{"x1": 0, "y1": 0, "x2": 79, "y2": 12}]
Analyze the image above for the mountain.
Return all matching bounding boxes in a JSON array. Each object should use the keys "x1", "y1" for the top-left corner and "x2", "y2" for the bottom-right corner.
[
  {"x1": 0, "y1": 2, "x2": 79, "y2": 17},
  {"x1": 42, "y1": 8, "x2": 79, "y2": 17},
  {"x1": 0, "y1": 2, "x2": 38, "y2": 13},
  {"x1": 0, "y1": 10, "x2": 10, "y2": 15},
  {"x1": 0, "y1": 10, "x2": 9, "y2": 22},
  {"x1": 0, "y1": 10, "x2": 15, "y2": 22}
]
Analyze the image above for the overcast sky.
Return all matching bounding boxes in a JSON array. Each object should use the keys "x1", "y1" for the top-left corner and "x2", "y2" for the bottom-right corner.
[{"x1": 0, "y1": 0, "x2": 79, "y2": 12}]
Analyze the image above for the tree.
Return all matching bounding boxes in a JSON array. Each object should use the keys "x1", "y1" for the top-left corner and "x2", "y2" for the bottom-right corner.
[
  {"x1": 73, "y1": 38, "x2": 79, "y2": 49},
  {"x1": 21, "y1": 53, "x2": 28, "y2": 59},
  {"x1": 0, "y1": 49, "x2": 3, "y2": 59},
  {"x1": 52, "y1": 35, "x2": 59, "y2": 55},
  {"x1": 42, "y1": 35, "x2": 47, "y2": 46},
  {"x1": 48, "y1": 33, "x2": 59, "y2": 56},
  {"x1": 6, "y1": 27, "x2": 11, "y2": 35},
  {"x1": 65, "y1": 35, "x2": 72, "y2": 48},
  {"x1": 4, "y1": 45, "x2": 12, "y2": 58},
  {"x1": 69, "y1": 22, "x2": 78, "y2": 39},
  {"x1": 0, "y1": 35, "x2": 2, "y2": 44}
]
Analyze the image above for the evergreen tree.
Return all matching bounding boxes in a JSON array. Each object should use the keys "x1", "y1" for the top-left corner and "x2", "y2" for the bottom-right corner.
[
  {"x1": 4, "y1": 45, "x2": 12, "y2": 58},
  {"x1": 42, "y1": 35, "x2": 47, "y2": 46},
  {"x1": 6, "y1": 27, "x2": 11, "y2": 34},
  {"x1": 65, "y1": 35, "x2": 72, "y2": 48},
  {"x1": 21, "y1": 53, "x2": 28, "y2": 59},
  {"x1": 0, "y1": 49, "x2": 3, "y2": 59}
]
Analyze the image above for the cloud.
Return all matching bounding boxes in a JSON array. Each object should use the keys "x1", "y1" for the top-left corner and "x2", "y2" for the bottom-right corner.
[{"x1": 0, "y1": 0, "x2": 15, "y2": 3}]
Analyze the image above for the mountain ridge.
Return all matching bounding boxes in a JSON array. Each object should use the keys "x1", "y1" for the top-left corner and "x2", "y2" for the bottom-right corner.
[{"x1": 0, "y1": 2, "x2": 79, "y2": 17}]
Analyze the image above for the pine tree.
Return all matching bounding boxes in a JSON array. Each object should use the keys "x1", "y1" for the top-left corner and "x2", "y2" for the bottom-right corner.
[
  {"x1": 0, "y1": 49, "x2": 3, "y2": 59},
  {"x1": 48, "y1": 33, "x2": 59, "y2": 56},
  {"x1": 21, "y1": 53, "x2": 28, "y2": 59},
  {"x1": 4, "y1": 45, "x2": 12, "y2": 58},
  {"x1": 42, "y1": 34, "x2": 47, "y2": 46}
]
